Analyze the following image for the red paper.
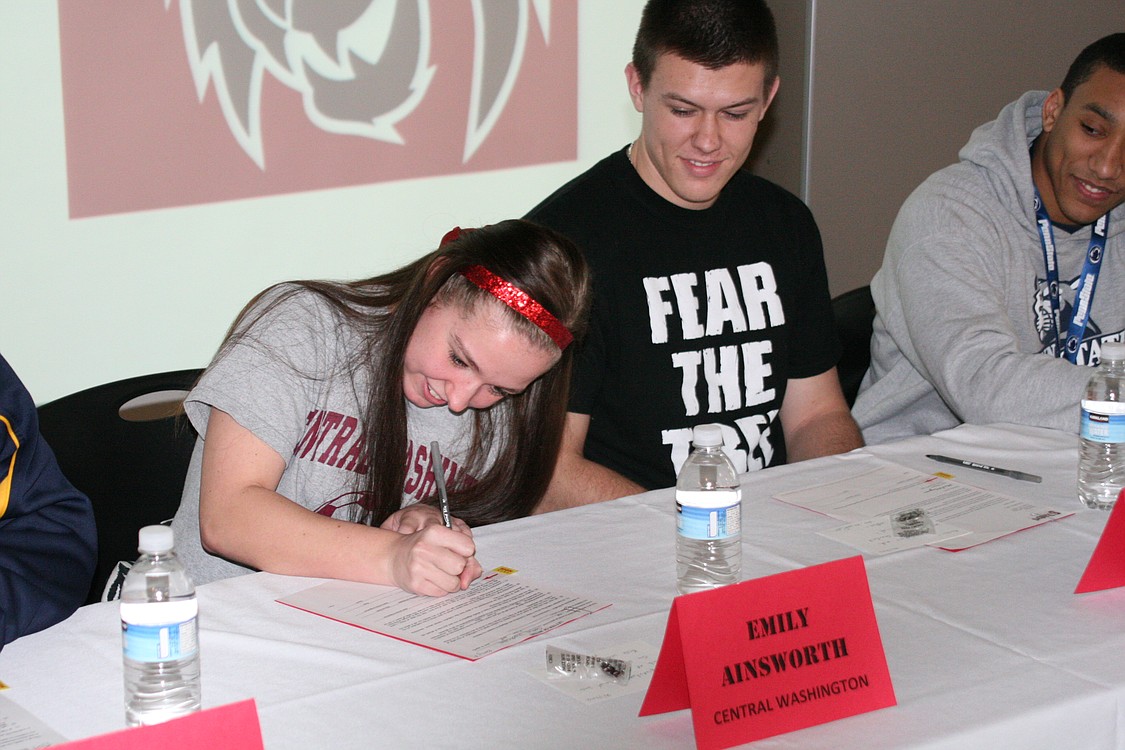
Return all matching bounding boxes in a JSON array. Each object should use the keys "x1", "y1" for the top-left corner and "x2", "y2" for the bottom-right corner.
[
  {"x1": 640, "y1": 556, "x2": 896, "y2": 750},
  {"x1": 1075, "y1": 488, "x2": 1125, "y2": 594},
  {"x1": 54, "y1": 699, "x2": 263, "y2": 750}
]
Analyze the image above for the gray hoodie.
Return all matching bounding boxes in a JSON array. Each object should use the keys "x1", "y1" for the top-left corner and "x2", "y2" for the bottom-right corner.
[{"x1": 854, "y1": 90, "x2": 1125, "y2": 445}]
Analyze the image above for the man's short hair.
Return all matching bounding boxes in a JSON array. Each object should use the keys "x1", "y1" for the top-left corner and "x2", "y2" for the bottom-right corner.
[
  {"x1": 1060, "y1": 33, "x2": 1125, "y2": 102},
  {"x1": 631, "y1": 0, "x2": 779, "y2": 90}
]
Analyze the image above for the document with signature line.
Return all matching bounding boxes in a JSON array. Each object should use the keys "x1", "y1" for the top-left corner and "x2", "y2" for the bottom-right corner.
[
  {"x1": 278, "y1": 571, "x2": 610, "y2": 660},
  {"x1": 774, "y1": 462, "x2": 1072, "y2": 552}
]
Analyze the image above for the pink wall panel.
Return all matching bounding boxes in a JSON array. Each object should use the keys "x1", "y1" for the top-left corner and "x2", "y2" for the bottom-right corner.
[{"x1": 59, "y1": 1, "x2": 577, "y2": 218}]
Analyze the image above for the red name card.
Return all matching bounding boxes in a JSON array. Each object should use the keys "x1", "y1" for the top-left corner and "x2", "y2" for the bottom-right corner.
[
  {"x1": 1075, "y1": 488, "x2": 1125, "y2": 594},
  {"x1": 640, "y1": 556, "x2": 896, "y2": 750},
  {"x1": 54, "y1": 699, "x2": 263, "y2": 750}
]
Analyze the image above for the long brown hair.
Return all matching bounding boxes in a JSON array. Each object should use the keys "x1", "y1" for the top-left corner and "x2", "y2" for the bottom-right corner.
[{"x1": 216, "y1": 219, "x2": 590, "y2": 526}]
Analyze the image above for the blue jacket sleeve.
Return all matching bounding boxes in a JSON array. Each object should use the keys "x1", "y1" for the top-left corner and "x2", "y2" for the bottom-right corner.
[{"x1": 0, "y1": 354, "x2": 97, "y2": 647}]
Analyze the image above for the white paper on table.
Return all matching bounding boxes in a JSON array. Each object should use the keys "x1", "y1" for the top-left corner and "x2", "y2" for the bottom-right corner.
[
  {"x1": 278, "y1": 573, "x2": 610, "y2": 660},
  {"x1": 528, "y1": 641, "x2": 659, "y2": 704},
  {"x1": 775, "y1": 462, "x2": 1072, "y2": 550},
  {"x1": 817, "y1": 513, "x2": 970, "y2": 556},
  {"x1": 0, "y1": 693, "x2": 67, "y2": 749}
]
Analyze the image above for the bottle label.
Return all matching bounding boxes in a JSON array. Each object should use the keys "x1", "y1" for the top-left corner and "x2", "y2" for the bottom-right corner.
[
  {"x1": 121, "y1": 599, "x2": 199, "y2": 662},
  {"x1": 1081, "y1": 402, "x2": 1125, "y2": 443},
  {"x1": 677, "y1": 489, "x2": 741, "y2": 540},
  {"x1": 122, "y1": 618, "x2": 198, "y2": 662}
]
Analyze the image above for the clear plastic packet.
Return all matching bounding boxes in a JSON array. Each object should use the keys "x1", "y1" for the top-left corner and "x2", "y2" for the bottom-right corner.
[
  {"x1": 891, "y1": 507, "x2": 935, "y2": 538},
  {"x1": 545, "y1": 646, "x2": 631, "y2": 685}
]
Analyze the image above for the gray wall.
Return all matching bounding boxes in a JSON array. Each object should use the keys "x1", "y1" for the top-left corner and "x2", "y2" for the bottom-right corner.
[
  {"x1": 755, "y1": 1, "x2": 1122, "y2": 296},
  {"x1": 747, "y1": 0, "x2": 808, "y2": 194}
]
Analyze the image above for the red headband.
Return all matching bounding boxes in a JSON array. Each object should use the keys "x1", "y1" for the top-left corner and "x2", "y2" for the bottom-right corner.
[
  {"x1": 460, "y1": 265, "x2": 574, "y2": 350},
  {"x1": 441, "y1": 227, "x2": 573, "y2": 350}
]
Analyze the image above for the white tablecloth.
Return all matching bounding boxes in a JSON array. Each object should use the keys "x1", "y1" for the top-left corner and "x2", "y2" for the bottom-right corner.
[{"x1": 2, "y1": 423, "x2": 1122, "y2": 749}]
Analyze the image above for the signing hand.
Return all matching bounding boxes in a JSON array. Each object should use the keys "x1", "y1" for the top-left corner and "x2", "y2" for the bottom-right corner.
[
  {"x1": 386, "y1": 525, "x2": 483, "y2": 596},
  {"x1": 382, "y1": 503, "x2": 473, "y2": 536}
]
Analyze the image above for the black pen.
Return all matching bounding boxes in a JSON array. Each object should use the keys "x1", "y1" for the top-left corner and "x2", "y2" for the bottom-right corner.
[
  {"x1": 926, "y1": 454, "x2": 1042, "y2": 483},
  {"x1": 430, "y1": 441, "x2": 453, "y2": 528}
]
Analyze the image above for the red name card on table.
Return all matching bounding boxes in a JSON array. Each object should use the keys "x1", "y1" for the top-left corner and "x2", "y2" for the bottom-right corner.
[
  {"x1": 640, "y1": 556, "x2": 896, "y2": 750},
  {"x1": 1075, "y1": 488, "x2": 1125, "y2": 594},
  {"x1": 54, "y1": 699, "x2": 263, "y2": 750}
]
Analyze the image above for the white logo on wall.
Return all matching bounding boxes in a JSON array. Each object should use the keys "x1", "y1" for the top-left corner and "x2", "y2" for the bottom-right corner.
[{"x1": 173, "y1": 0, "x2": 550, "y2": 168}]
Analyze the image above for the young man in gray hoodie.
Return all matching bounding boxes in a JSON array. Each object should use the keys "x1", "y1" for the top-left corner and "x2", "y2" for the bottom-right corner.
[{"x1": 854, "y1": 33, "x2": 1125, "y2": 445}]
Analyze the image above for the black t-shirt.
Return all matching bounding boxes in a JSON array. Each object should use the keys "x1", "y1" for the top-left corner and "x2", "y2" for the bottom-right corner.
[{"x1": 527, "y1": 148, "x2": 840, "y2": 490}]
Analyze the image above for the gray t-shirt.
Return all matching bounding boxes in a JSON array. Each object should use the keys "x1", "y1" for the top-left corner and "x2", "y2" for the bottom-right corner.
[{"x1": 171, "y1": 286, "x2": 495, "y2": 584}]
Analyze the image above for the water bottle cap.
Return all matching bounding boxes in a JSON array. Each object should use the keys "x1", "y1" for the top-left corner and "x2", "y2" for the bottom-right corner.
[
  {"x1": 691, "y1": 423, "x2": 724, "y2": 447},
  {"x1": 1102, "y1": 342, "x2": 1125, "y2": 362},
  {"x1": 137, "y1": 525, "x2": 174, "y2": 554}
]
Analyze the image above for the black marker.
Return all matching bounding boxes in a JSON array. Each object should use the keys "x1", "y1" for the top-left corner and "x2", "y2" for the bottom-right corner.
[
  {"x1": 926, "y1": 454, "x2": 1042, "y2": 483},
  {"x1": 430, "y1": 441, "x2": 454, "y2": 528}
]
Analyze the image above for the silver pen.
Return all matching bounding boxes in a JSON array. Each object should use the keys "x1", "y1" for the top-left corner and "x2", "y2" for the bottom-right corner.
[
  {"x1": 430, "y1": 441, "x2": 454, "y2": 528},
  {"x1": 926, "y1": 454, "x2": 1042, "y2": 483}
]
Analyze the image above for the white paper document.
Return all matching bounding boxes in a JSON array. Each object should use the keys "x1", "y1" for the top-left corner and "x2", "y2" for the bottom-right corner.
[
  {"x1": 817, "y1": 513, "x2": 970, "y2": 556},
  {"x1": 775, "y1": 462, "x2": 1072, "y2": 552},
  {"x1": 0, "y1": 693, "x2": 67, "y2": 749},
  {"x1": 278, "y1": 573, "x2": 610, "y2": 660}
]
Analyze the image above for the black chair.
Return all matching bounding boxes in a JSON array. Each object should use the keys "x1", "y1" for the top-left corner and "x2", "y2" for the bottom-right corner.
[
  {"x1": 831, "y1": 286, "x2": 875, "y2": 408},
  {"x1": 37, "y1": 369, "x2": 202, "y2": 604}
]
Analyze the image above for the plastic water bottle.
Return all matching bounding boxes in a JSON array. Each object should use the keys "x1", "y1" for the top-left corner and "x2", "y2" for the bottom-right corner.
[
  {"x1": 121, "y1": 525, "x2": 201, "y2": 726},
  {"x1": 1079, "y1": 341, "x2": 1125, "y2": 510},
  {"x1": 676, "y1": 424, "x2": 742, "y2": 594}
]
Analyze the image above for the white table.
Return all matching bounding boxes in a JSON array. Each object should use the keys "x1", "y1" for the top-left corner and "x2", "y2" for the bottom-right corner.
[{"x1": 3, "y1": 423, "x2": 1122, "y2": 749}]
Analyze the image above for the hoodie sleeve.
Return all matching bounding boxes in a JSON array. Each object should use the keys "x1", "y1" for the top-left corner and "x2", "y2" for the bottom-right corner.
[
  {"x1": 0, "y1": 354, "x2": 97, "y2": 648},
  {"x1": 881, "y1": 187, "x2": 1092, "y2": 432}
]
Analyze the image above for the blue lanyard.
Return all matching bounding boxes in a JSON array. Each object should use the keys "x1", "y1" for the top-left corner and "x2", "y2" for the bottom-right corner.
[{"x1": 1034, "y1": 189, "x2": 1108, "y2": 363}]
